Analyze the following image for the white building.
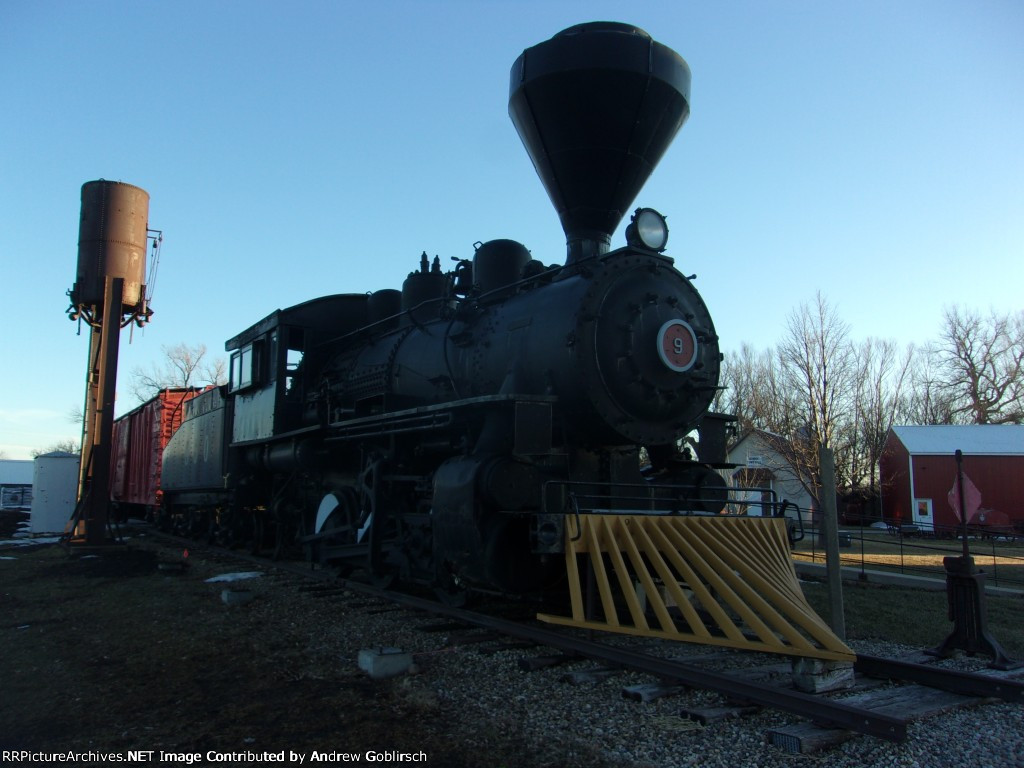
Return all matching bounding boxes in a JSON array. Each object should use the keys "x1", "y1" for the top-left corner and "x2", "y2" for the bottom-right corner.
[
  {"x1": 725, "y1": 429, "x2": 816, "y2": 524},
  {"x1": 0, "y1": 459, "x2": 34, "y2": 510}
]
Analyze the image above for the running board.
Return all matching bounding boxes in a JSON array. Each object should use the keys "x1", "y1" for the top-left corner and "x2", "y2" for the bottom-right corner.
[{"x1": 538, "y1": 514, "x2": 855, "y2": 662}]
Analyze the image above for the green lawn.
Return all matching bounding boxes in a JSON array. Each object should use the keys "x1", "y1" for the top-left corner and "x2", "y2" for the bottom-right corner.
[{"x1": 799, "y1": 578, "x2": 1024, "y2": 658}]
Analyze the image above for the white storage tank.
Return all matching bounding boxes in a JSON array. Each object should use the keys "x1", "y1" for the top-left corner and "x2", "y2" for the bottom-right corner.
[{"x1": 30, "y1": 452, "x2": 79, "y2": 534}]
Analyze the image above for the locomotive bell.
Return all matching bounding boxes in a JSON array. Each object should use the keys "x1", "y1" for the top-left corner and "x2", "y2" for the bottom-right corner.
[{"x1": 509, "y1": 22, "x2": 691, "y2": 263}]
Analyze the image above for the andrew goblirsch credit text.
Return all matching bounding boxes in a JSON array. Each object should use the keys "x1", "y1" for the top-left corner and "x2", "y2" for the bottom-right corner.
[{"x1": 2, "y1": 750, "x2": 429, "y2": 763}]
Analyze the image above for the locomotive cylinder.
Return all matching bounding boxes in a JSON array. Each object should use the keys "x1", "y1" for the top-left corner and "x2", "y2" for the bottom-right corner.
[
  {"x1": 72, "y1": 180, "x2": 150, "y2": 309},
  {"x1": 246, "y1": 440, "x2": 319, "y2": 472}
]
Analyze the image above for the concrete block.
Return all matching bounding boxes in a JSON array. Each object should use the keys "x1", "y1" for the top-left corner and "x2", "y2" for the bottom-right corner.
[
  {"x1": 791, "y1": 657, "x2": 855, "y2": 693},
  {"x1": 221, "y1": 589, "x2": 255, "y2": 606},
  {"x1": 358, "y1": 647, "x2": 414, "y2": 679}
]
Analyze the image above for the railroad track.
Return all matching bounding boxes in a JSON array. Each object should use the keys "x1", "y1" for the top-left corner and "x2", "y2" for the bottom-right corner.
[{"x1": 139, "y1": 526, "x2": 1023, "y2": 753}]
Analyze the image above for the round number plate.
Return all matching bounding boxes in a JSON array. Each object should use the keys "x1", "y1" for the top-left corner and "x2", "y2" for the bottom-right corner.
[{"x1": 657, "y1": 320, "x2": 698, "y2": 372}]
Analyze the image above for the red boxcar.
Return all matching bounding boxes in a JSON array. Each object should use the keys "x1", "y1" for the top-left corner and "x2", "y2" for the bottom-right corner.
[{"x1": 111, "y1": 388, "x2": 199, "y2": 519}]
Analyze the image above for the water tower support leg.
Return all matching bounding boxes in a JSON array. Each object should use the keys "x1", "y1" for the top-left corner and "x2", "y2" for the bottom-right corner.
[{"x1": 82, "y1": 276, "x2": 123, "y2": 545}]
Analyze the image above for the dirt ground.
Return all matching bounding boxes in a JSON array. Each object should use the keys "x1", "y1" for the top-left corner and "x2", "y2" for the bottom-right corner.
[{"x1": 0, "y1": 512, "x2": 577, "y2": 767}]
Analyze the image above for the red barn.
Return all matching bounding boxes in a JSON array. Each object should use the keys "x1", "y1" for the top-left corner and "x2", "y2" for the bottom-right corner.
[
  {"x1": 879, "y1": 425, "x2": 1024, "y2": 535},
  {"x1": 111, "y1": 388, "x2": 200, "y2": 519}
]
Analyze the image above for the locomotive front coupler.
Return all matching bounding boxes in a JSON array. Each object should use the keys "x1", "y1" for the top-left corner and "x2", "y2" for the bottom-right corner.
[{"x1": 531, "y1": 513, "x2": 566, "y2": 555}]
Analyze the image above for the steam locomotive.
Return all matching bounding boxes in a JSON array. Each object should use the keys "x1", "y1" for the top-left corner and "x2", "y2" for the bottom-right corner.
[
  {"x1": 158, "y1": 24, "x2": 854, "y2": 662},
  {"x1": 162, "y1": 21, "x2": 722, "y2": 585}
]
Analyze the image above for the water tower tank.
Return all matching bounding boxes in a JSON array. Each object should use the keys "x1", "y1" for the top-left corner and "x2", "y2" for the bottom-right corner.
[{"x1": 72, "y1": 180, "x2": 150, "y2": 309}]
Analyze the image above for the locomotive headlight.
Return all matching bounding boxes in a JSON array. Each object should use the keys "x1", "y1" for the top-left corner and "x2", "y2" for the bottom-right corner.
[{"x1": 625, "y1": 208, "x2": 669, "y2": 252}]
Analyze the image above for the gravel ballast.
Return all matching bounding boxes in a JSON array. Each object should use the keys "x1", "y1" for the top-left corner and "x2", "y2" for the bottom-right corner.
[{"x1": 1, "y1": 528, "x2": 1021, "y2": 768}]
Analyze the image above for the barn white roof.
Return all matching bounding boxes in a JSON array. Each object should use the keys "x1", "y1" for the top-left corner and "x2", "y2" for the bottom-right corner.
[{"x1": 891, "y1": 425, "x2": 1024, "y2": 456}]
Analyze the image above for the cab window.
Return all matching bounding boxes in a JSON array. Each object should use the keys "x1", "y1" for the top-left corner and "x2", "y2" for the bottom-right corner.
[{"x1": 230, "y1": 341, "x2": 260, "y2": 392}]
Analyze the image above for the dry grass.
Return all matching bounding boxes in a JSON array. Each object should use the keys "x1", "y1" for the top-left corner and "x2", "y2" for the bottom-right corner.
[
  {"x1": 792, "y1": 529, "x2": 1024, "y2": 587},
  {"x1": 0, "y1": 536, "x2": 588, "y2": 766},
  {"x1": 793, "y1": 528, "x2": 1024, "y2": 658}
]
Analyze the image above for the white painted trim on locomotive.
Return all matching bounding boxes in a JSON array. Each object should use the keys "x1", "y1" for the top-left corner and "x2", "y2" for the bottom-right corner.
[
  {"x1": 314, "y1": 493, "x2": 339, "y2": 534},
  {"x1": 314, "y1": 492, "x2": 373, "y2": 543}
]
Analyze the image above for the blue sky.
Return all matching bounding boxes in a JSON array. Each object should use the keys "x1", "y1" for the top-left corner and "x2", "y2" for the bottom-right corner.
[{"x1": 1, "y1": 0, "x2": 1021, "y2": 459}]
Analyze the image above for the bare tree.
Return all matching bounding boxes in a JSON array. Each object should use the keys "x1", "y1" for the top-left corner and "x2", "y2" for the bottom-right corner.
[
  {"x1": 904, "y1": 350, "x2": 958, "y2": 424},
  {"x1": 928, "y1": 306, "x2": 1024, "y2": 424},
  {"x1": 716, "y1": 297, "x2": 1024, "y2": 505},
  {"x1": 67, "y1": 405, "x2": 84, "y2": 428},
  {"x1": 717, "y1": 343, "x2": 800, "y2": 437},
  {"x1": 31, "y1": 440, "x2": 80, "y2": 457},
  {"x1": 715, "y1": 343, "x2": 763, "y2": 432},
  {"x1": 852, "y1": 338, "x2": 915, "y2": 494},
  {"x1": 129, "y1": 343, "x2": 227, "y2": 404},
  {"x1": 775, "y1": 292, "x2": 855, "y2": 503}
]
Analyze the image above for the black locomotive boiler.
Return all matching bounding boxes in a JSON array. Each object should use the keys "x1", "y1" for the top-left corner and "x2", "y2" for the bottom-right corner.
[{"x1": 161, "y1": 23, "x2": 855, "y2": 662}]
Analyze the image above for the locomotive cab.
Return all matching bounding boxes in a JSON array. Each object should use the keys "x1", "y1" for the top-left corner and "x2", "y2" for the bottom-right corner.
[{"x1": 226, "y1": 294, "x2": 369, "y2": 443}]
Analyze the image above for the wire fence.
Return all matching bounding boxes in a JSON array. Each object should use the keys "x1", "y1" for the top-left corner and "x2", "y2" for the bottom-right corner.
[{"x1": 792, "y1": 518, "x2": 1024, "y2": 591}]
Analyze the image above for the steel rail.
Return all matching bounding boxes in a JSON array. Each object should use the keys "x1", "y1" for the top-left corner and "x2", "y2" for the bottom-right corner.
[
  {"x1": 150, "y1": 530, "x2": 1021, "y2": 742},
  {"x1": 146, "y1": 533, "x2": 905, "y2": 740},
  {"x1": 855, "y1": 654, "x2": 1023, "y2": 703},
  {"x1": 361, "y1": 585, "x2": 907, "y2": 742}
]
